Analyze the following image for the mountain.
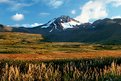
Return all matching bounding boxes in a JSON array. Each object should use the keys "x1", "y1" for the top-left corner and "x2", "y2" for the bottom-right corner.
[
  {"x1": 32, "y1": 15, "x2": 80, "y2": 33},
  {"x1": 0, "y1": 24, "x2": 30, "y2": 33},
  {"x1": 0, "y1": 24, "x2": 12, "y2": 32},
  {"x1": 1, "y1": 16, "x2": 121, "y2": 44}
]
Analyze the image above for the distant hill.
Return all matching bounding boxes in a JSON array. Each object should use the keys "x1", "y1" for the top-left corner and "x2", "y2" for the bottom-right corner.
[
  {"x1": 0, "y1": 32, "x2": 43, "y2": 45},
  {"x1": 1, "y1": 16, "x2": 121, "y2": 44}
]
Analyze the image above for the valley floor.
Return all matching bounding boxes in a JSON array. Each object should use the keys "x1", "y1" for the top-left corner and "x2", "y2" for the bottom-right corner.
[{"x1": 1, "y1": 50, "x2": 121, "y2": 60}]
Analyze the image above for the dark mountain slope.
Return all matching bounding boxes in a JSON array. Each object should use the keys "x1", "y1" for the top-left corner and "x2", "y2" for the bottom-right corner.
[{"x1": 42, "y1": 18, "x2": 121, "y2": 43}]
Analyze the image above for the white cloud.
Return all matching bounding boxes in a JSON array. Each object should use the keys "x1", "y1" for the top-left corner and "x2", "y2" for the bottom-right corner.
[
  {"x1": 12, "y1": 13, "x2": 24, "y2": 21},
  {"x1": 71, "y1": 10, "x2": 76, "y2": 15},
  {"x1": 12, "y1": 24, "x2": 21, "y2": 27},
  {"x1": 22, "y1": 23, "x2": 42, "y2": 27},
  {"x1": 75, "y1": 0, "x2": 121, "y2": 23},
  {"x1": 75, "y1": 0, "x2": 108, "y2": 23},
  {"x1": 12, "y1": 23, "x2": 42, "y2": 27},
  {"x1": 111, "y1": 15, "x2": 121, "y2": 19}
]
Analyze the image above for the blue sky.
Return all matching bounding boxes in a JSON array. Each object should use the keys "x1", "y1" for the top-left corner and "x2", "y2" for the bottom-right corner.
[{"x1": 0, "y1": 0, "x2": 121, "y2": 27}]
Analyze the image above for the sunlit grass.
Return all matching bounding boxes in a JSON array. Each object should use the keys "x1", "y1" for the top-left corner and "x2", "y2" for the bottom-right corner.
[
  {"x1": 0, "y1": 58, "x2": 121, "y2": 81},
  {"x1": 1, "y1": 32, "x2": 121, "y2": 54}
]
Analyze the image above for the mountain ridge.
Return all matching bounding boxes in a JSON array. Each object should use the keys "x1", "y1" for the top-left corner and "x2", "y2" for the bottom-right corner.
[{"x1": 1, "y1": 15, "x2": 121, "y2": 44}]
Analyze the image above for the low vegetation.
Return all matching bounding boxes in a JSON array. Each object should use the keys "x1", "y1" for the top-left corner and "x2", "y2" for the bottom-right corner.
[
  {"x1": 0, "y1": 32, "x2": 121, "y2": 54},
  {"x1": 0, "y1": 32, "x2": 43, "y2": 45}
]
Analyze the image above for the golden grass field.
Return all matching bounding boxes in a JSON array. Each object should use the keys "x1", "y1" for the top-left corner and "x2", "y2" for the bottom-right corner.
[
  {"x1": 1, "y1": 33, "x2": 121, "y2": 80},
  {"x1": 0, "y1": 50, "x2": 121, "y2": 60},
  {"x1": 0, "y1": 32, "x2": 121, "y2": 61}
]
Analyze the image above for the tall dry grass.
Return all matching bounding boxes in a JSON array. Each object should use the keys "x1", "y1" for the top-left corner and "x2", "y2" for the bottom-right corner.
[{"x1": 0, "y1": 59, "x2": 121, "y2": 81}]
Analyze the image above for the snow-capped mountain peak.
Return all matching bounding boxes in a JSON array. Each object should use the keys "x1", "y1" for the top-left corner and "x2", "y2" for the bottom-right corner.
[{"x1": 39, "y1": 15, "x2": 81, "y2": 32}]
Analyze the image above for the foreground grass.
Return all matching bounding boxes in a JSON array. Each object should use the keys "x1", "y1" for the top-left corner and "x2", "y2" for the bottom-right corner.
[{"x1": 0, "y1": 58, "x2": 121, "y2": 81}]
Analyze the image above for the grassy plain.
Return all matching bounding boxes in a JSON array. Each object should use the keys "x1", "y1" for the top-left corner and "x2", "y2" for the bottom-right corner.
[
  {"x1": 1, "y1": 32, "x2": 121, "y2": 80},
  {"x1": 0, "y1": 32, "x2": 121, "y2": 60}
]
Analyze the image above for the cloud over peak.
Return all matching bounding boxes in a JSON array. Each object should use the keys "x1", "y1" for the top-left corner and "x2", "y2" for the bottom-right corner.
[
  {"x1": 111, "y1": 15, "x2": 121, "y2": 19},
  {"x1": 75, "y1": 0, "x2": 107, "y2": 23},
  {"x1": 75, "y1": 0, "x2": 121, "y2": 23}
]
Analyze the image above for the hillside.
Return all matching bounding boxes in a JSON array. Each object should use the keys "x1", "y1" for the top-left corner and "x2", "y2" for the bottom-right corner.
[
  {"x1": 0, "y1": 32, "x2": 46, "y2": 54},
  {"x1": 0, "y1": 32, "x2": 44, "y2": 45}
]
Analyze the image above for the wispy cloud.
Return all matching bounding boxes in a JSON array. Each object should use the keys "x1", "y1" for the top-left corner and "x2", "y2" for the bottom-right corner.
[
  {"x1": 49, "y1": 0, "x2": 63, "y2": 8},
  {"x1": 43, "y1": 0, "x2": 64, "y2": 8},
  {"x1": 10, "y1": 3, "x2": 33, "y2": 11},
  {"x1": 39, "y1": 12, "x2": 50, "y2": 16},
  {"x1": 0, "y1": 0, "x2": 37, "y2": 11},
  {"x1": 0, "y1": 0, "x2": 10, "y2": 3},
  {"x1": 0, "y1": 0, "x2": 66, "y2": 11}
]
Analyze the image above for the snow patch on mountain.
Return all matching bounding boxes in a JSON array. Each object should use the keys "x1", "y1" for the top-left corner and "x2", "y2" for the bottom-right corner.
[
  {"x1": 41, "y1": 18, "x2": 56, "y2": 28},
  {"x1": 61, "y1": 20, "x2": 81, "y2": 29},
  {"x1": 49, "y1": 22, "x2": 58, "y2": 32}
]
